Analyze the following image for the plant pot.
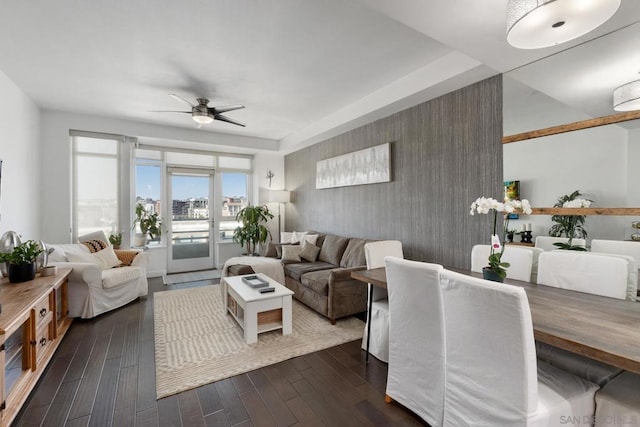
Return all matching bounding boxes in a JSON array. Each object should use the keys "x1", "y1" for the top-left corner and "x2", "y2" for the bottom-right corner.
[
  {"x1": 8, "y1": 262, "x2": 36, "y2": 283},
  {"x1": 133, "y1": 233, "x2": 147, "y2": 247},
  {"x1": 482, "y1": 267, "x2": 504, "y2": 283}
]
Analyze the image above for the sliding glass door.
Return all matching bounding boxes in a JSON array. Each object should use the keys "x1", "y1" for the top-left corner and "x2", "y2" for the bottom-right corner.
[{"x1": 167, "y1": 168, "x2": 215, "y2": 273}]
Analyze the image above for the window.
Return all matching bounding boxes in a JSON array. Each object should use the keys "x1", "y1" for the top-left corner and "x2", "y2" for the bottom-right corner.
[
  {"x1": 72, "y1": 134, "x2": 120, "y2": 239},
  {"x1": 135, "y1": 154, "x2": 163, "y2": 245},
  {"x1": 219, "y1": 172, "x2": 249, "y2": 240}
]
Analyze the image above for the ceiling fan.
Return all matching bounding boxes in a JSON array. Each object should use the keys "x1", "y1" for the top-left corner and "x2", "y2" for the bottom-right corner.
[{"x1": 153, "y1": 93, "x2": 246, "y2": 127}]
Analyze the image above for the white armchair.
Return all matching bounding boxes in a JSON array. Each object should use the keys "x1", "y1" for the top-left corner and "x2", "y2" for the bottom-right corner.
[{"x1": 47, "y1": 243, "x2": 149, "y2": 319}]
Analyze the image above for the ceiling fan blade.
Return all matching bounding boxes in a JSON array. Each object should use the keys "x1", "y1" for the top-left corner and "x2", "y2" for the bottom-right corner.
[
  {"x1": 214, "y1": 114, "x2": 246, "y2": 127},
  {"x1": 169, "y1": 93, "x2": 195, "y2": 107},
  {"x1": 210, "y1": 104, "x2": 245, "y2": 114},
  {"x1": 149, "y1": 110, "x2": 191, "y2": 113}
]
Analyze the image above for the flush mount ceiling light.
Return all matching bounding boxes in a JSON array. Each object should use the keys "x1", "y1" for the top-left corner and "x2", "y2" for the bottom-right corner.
[
  {"x1": 614, "y1": 80, "x2": 640, "y2": 111},
  {"x1": 192, "y1": 111, "x2": 214, "y2": 124},
  {"x1": 506, "y1": 0, "x2": 621, "y2": 49}
]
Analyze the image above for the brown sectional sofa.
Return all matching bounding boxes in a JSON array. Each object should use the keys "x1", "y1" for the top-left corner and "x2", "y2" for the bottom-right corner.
[{"x1": 227, "y1": 232, "x2": 371, "y2": 324}]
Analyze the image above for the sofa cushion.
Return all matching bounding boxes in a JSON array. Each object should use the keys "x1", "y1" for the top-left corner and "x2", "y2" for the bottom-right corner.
[
  {"x1": 284, "y1": 261, "x2": 335, "y2": 282},
  {"x1": 102, "y1": 266, "x2": 142, "y2": 289},
  {"x1": 340, "y1": 238, "x2": 369, "y2": 268},
  {"x1": 47, "y1": 243, "x2": 90, "y2": 262},
  {"x1": 300, "y1": 270, "x2": 332, "y2": 296},
  {"x1": 114, "y1": 249, "x2": 139, "y2": 266},
  {"x1": 308, "y1": 232, "x2": 326, "y2": 249},
  {"x1": 318, "y1": 235, "x2": 349, "y2": 266}
]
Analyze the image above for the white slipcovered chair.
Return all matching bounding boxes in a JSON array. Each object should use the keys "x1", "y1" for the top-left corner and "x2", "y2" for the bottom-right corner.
[
  {"x1": 47, "y1": 242, "x2": 149, "y2": 319},
  {"x1": 470, "y1": 244, "x2": 536, "y2": 282},
  {"x1": 537, "y1": 251, "x2": 635, "y2": 300},
  {"x1": 534, "y1": 236, "x2": 586, "y2": 252},
  {"x1": 361, "y1": 240, "x2": 403, "y2": 362},
  {"x1": 536, "y1": 251, "x2": 628, "y2": 386},
  {"x1": 592, "y1": 239, "x2": 640, "y2": 298},
  {"x1": 385, "y1": 257, "x2": 445, "y2": 427},
  {"x1": 594, "y1": 371, "x2": 640, "y2": 426},
  {"x1": 439, "y1": 269, "x2": 598, "y2": 426}
]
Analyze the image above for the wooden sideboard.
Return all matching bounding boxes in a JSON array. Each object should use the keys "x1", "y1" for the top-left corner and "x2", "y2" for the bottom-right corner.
[{"x1": 0, "y1": 268, "x2": 72, "y2": 426}]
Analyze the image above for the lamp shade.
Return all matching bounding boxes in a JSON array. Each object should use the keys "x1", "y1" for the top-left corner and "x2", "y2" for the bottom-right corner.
[
  {"x1": 506, "y1": 0, "x2": 621, "y2": 49},
  {"x1": 614, "y1": 80, "x2": 640, "y2": 112},
  {"x1": 264, "y1": 190, "x2": 291, "y2": 204}
]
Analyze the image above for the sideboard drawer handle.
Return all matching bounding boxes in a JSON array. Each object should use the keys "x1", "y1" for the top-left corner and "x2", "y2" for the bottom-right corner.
[
  {"x1": 39, "y1": 308, "x2": 47, "y2": 317},
  {"x1": 39, "y1": 337, "x2": 47, "y2": 347}
]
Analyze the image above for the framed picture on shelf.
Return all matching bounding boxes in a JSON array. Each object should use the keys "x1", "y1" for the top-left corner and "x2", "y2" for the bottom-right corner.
[{"x1": 504, "y1": 180, "x2": 520, "y2": 219}]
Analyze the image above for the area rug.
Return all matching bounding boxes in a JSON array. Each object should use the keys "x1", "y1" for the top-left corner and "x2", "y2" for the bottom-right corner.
[
  {"x1": 153, "y1": 285, "x2": 365, "y2": 399},
  {"x1": 162, "y1": 269, "x2": 222, "y2": 285}
]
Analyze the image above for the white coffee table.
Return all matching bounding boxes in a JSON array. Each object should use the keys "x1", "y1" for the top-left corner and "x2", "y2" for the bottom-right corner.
[{"x1": 221, "y1": 273, "x2": 294, "y2": 344}]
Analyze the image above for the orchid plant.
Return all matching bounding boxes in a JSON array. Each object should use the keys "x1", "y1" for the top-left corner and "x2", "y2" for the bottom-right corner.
[{"x1": 470, "y1": 197, "x2": 533, "y2": 280}]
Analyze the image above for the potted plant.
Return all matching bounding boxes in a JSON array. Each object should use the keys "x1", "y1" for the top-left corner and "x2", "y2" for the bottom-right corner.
[
  {"x1": 470, "y1": 196, "x2": 533, "y2": 282},
  {"x1": 108, "y1": 232, "x2": 123, "y2": 249},
  {"x1": 132, "y1": 203, "x2": 163, "y2": 246},
  {"x1": 549, "y1": 190, "x2": 591, "y2": 251},
  {"x1": 0, "y1": 240, "x2": 44, "y2": 283},
  {"x1": 233, "y1": 205, "x2": 274, "y2": 256}
]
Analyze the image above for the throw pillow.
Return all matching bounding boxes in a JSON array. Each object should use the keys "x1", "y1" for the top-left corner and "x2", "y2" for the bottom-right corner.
[
  {"x1": 78, "y1": 230, "x2": 109, "y2": 244},
  {"x1": 114, "y1": 249, "x2": 139, "y2": 266},
  {"x1": 280, "y1": 232, "x2": 294, "y2": 244},
  {"x1": 301, "y1": 233, "x2": 319, "y2": 246},
  {"x1": 292, "y1": 231, "x2": 307, "y2": 244},
  {"x1": 82, "y1": 239, "x2": 109, "y2": 253},
  {"x1": 92, "y1": 246, "x2": 122, "y2": 270},
  {"x1": 264, "y1": 243, "x2": 278, "y2": 258},
  {"x1": 281, "y1": 245, "x2": 303, "y2": 262},
  {"x1": 299, "y1": 241, "x2": 321, "y2": 262}
]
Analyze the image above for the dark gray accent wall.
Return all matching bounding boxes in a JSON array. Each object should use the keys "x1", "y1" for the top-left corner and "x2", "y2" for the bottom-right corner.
[{"x1": 284, "y1": 75, "x2": 503, "y2": 269}]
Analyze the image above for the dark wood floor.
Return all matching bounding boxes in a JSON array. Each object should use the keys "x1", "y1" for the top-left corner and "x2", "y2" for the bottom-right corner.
[{"x1": 12, "y1": 277, "x2": 427, "y2": 426}]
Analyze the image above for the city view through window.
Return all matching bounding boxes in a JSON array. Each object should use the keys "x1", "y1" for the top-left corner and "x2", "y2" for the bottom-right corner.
[{"x1": 135, "y1": 168, "x2": 248, "y2": 243}]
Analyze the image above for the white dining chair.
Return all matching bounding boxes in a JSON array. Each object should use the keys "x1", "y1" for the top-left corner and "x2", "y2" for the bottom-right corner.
[
  {"x1": 594, "y1": 371, "x2": 640, "y2": 426},
  {"x1": 537, "y1": 251, "x2": 631, "y2": 300},
  {"x1": 536, "y1": 251, "x2": 628, "y2": 386},
  {"x1": 470, "y1": 244, "x2": 535, "y2": 282},
  {"x1": 535, "y1": 236, "x2": 586, "y2": 252},
  {"x1": 361, "y1": 240, "x2": 404, "y2": 363},
  {"x1": 592, "y1": 239, "x2": 640, "y2": 298},
  {"x1": 385, "y1": 257, "x2": 445, "y2": 427},
  {"x1": 439, "y1": 269, "x2": 598, "y2": 426}
]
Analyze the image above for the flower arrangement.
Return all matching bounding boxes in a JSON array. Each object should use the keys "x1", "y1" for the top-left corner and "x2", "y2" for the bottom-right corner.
[{"x1": 470, "y1": 197, "x2": 533, "y2": 280}]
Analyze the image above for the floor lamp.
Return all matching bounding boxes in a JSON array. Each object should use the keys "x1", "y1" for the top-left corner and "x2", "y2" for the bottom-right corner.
[{"x1": 264, "y1": 190, "x2": 291, "y2": 241}]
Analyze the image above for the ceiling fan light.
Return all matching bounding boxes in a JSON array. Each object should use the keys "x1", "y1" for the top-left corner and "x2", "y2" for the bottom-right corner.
[
  {"x1": 192, "y1": 113, "x2": 214, "y2": 124},
  {"x1": 506, "y1": 0, "x2": 621, "y2": 49},
  {"x1": 614, "y1": 80, "x2": 640, "y2": 112}
]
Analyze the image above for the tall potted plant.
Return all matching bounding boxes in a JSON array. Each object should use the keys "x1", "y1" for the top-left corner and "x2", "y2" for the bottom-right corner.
[
  {"x1": 549, "y1": 190, "x2": 591, "y2": 251},
  {"x1": 233, "y1": 205, "x2": 274, "y2": 256},
  {"x1": 0, "y1": 240, "x2": 44, "y2": 283}
]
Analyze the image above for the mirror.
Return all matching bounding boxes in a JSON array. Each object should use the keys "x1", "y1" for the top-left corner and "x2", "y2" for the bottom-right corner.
[{"x1": 503, "y1": 20, "x2": 640, "y2": 242}]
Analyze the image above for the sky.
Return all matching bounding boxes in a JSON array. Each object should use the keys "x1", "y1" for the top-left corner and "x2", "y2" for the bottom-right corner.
[{"x1": 136, "y1": 167, "x2": 247, "y2": 200}]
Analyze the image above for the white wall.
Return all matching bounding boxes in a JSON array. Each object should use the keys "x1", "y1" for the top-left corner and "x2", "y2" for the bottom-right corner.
[
  {"x1": 253, "y1": 152, "x2": 286, "y2": 243},
  {"x1": 0, "y1": 70, "x2": 40, "y2": 240},
  {"x1": 38, "y1": 110, "x2": 280, "y2": 243}
]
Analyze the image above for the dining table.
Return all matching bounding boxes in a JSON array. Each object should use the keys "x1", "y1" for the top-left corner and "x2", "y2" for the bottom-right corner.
[{"x1": 351, "y1": 267, "x2": 640, "y2": 374}]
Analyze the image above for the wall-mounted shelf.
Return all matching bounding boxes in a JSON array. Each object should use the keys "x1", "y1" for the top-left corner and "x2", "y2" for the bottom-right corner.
[{"x1": 517, "y1": 208, "x2": 640, "y2": 216}]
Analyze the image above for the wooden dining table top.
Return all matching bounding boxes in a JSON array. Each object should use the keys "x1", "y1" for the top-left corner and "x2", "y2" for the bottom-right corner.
[{"x1": 351, "y1": 267, "x2": 640, "y2": 375}]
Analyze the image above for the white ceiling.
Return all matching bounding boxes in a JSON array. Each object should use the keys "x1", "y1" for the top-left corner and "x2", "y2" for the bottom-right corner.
[{"x1": 0, "y1": 1, "x2": 639, "y2": 152}]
